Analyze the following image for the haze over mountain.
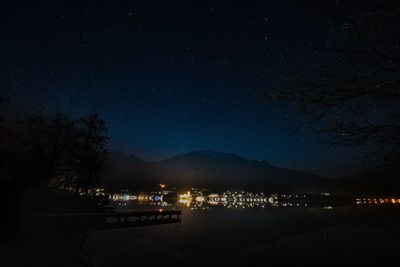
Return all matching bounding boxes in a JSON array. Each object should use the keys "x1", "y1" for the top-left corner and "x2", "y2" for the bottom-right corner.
[{"x1": 103, "y1": 150, "x2": 331, "y2": 192}]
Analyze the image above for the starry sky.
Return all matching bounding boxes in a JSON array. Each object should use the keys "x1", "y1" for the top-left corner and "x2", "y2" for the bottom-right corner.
[{"x1": 1, "y1": 0, "x2": 360, "y2": 177}]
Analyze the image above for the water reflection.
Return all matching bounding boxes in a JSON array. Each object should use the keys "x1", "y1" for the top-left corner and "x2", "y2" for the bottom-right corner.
[
  {"x1": 92, "y1": 190, "x2": 400, "y2": 266},
  {"x1": 110, "y1": 189, "x2": 400, "y2": 211},
  {"x1": 110, "y1": 190, "x2": 360, "y2": 210}
]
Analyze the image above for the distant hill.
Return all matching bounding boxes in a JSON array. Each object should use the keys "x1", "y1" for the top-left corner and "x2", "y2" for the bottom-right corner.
[{"x1": 102, "y1": 150, "x2": 332, "y2": 193}]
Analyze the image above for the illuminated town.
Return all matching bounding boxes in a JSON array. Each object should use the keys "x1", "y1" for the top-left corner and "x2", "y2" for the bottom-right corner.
[{"x1": 105, "y1": 184, "x2": 400, "y2": 210}]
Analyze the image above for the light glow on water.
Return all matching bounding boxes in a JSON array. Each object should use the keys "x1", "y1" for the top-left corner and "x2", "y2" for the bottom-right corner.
[
  {"x1": 356, "y1": 198, "x2": 400, "y2": 205},
  {"x1": 108, "y1": 187, "x2": 400, "y2": 210}
]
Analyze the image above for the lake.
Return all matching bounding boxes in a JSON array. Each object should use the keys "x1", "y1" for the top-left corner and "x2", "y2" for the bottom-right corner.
[{"x1": 86, "y1": 200, "x2": 400, "y2": 266}]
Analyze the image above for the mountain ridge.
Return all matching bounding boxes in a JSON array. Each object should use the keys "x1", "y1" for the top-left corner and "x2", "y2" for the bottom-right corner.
[{"x1": 102, "y1": 149, "x2": 331, "y2": 192}]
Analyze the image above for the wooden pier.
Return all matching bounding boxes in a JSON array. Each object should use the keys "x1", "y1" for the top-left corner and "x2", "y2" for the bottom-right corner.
[{"x1": 23, "y1": 209, "x2": 182, "y2": 231}]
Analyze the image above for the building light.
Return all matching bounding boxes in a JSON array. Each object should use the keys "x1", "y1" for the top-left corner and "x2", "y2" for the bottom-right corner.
[{"x1": 195, "y1": 196, "x2": 205, "y2": 202}]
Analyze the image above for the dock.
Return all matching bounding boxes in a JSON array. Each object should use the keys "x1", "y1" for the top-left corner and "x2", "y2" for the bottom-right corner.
[{"x1": 23, "y1": 209, "x2": 182, "y2": 231}]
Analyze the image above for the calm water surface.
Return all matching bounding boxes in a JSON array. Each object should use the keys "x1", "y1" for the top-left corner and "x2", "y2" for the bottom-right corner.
[{"x1": 87, "y1": 203, "x2": 400, "y2": 266}]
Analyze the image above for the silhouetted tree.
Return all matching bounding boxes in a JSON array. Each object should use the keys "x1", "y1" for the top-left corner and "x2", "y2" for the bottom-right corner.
[
  {"x1": 271, "y1": 1, "x2": 400, "y2": 177},
  {"x1": 21, "y1": 114, "x2": 75, "y2": 191},
  {"x1": 73, "y1": 113, "x2": 109, "y2": 195},
  {"x1": 0, "y1": 102, "x2": 109, "y2": 196}
]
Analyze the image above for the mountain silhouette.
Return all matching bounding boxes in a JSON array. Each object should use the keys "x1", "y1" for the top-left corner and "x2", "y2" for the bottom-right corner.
[{"x1": 103, "y1": 150, "x2": 330, "y2": 192}]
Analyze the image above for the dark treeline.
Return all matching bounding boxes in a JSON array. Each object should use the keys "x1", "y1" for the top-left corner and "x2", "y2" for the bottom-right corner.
[{"x1": 0, "y1": 98, "x2": 109, "y2": 215}]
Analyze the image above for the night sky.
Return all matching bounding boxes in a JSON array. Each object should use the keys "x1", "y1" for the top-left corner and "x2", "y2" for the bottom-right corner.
[{"x1": 1, "y1": 1, "x2": 358, "y2": 177}]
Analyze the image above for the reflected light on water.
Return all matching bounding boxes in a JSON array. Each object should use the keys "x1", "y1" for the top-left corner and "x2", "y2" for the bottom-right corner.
[
  {"x1": 356, "y1": 198, "x2": 400, "y2": 205},
  {"x1": 109, "y1": 189, "x2": 400, "y2": 210}
]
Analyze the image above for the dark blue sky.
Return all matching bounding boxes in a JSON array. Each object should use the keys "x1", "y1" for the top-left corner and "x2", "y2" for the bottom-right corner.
[{"x1": 1, "y1": 0, "x2": 359, "y2": 177}]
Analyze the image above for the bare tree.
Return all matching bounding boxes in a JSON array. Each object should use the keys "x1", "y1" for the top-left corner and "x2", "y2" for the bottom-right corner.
[
  {"x1": 271, "y1": 1, "x2": 400, "y2": 177},
  {"x1": 74, "y1": 113, "x2": 109, "y2": 195},
  {"x1": 0, "y1": 104, "x2": 109, "y2": 195}
]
